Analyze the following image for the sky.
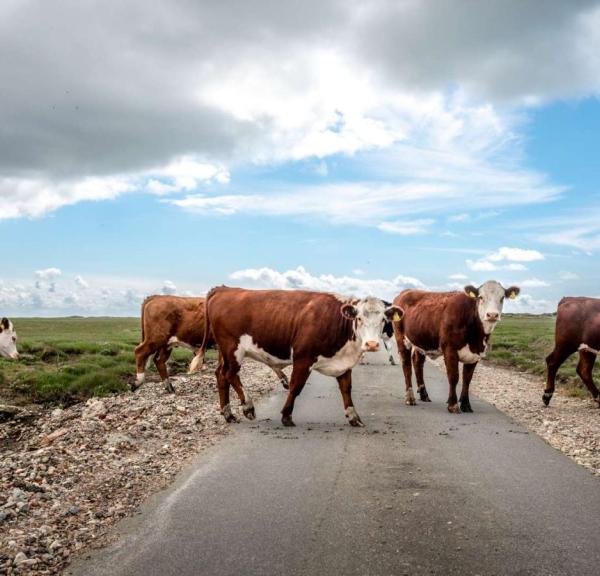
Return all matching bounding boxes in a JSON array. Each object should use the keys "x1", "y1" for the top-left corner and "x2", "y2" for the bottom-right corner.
[{"x1": 1, "y1": 0, "x2": 600, "y2": 316}]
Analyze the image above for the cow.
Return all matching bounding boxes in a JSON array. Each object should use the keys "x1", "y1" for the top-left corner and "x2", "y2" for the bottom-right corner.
[
  {"x1": 188, "y1": 287, "x2": 403, "y2": 427},
  {"x1": 382, "y1": 301, "x2": 397, "y2": 365},
  {"x1": 544, "y1": 297, "x2": 600, "y2": 408},
  {"x1": 0, "y1": 318, "x2": 19, "y2": 360},
  {"x1": 392, "y1": 281, "x2": 520, "y2": 413},
  {"x1": 133, "y1": 295, "x2": 289, "y2": 394}
]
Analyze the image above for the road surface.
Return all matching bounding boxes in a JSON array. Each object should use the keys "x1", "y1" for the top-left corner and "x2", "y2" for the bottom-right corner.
[{"x1": 70, "y1": 354, "x2": 600, "y2": 576}]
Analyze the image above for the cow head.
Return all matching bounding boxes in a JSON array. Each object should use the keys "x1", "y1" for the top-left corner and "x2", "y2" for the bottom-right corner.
[
  {"x1": 0, "y1": 318, "x2": 19, "y2": 360},
  {"x1": 341, "y1": 298, "x2": 404, "y2": 352},
  {"x1": 464, "y1": 281, "x2": 520, "y2": 333}
]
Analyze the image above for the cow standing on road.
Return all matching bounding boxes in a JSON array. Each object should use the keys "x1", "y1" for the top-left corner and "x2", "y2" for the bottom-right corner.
[
  {"x1": 134, "y1": 295, "x2": 290, "y2": 393},
  {"x1": 544, "y1": 297, "x2": 600, "y2": 408},
  {"x1": 392, "y1": 281, "x2": 520, "y2": 413},
  {"x1": 0, "y1": 318, "x2": 19, "y2": 360},
  {"x1": 189, "y1": 287, "x2": 403, "y2": 427}
]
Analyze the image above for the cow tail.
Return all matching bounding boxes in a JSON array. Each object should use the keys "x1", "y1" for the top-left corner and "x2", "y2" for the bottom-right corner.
[
  {"x1": 189, "y1": 292, "x2": 213, "y2": 373},
  {"x1": 140, "y1": 297, "x2": 149, "y2": 342}
]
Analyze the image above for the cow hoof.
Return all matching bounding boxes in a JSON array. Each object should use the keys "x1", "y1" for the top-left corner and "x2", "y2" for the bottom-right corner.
[
  {"x1": 281, "y1": 415, "x2": 295, "y2": 427},
  {"x1": 242, "y1": 403, "x2": 256, "y2": 420},
  {"x1": 345, "y1": 407, "x2": 365, "y2": 427},
  {"x1": 592, "y1": 397, "x2": 600, "y2": 409},
  {"x1": 348, "y1": 416, "x2": 365, "y2": 427},
  {"x1": 418, "y1": 387, "x2": 431, "y2": 402},
  {"x1": 447, "y1": 403, "x2": 461, "y2": 414},
  {"x1": 405, "y1": 390, "x2": 416, "y2": 406},
  {"x1": 389, "y1": 357, "x2": 396, "y2": 366},
  {"x1": 163, "y1": 380, "x2": 175, "y2": 394},
  {"x1": 542, "y1": 392, "x2": 553, "y2": 406},
  {"x1": 460, "y1": 400, "x2": 473, "y2": 413},
  {"x1": 130, "y1": 383, "x2": 139, "y2": 392},
  {"x1": 280, "y1": 376, "x2": 289, "y2": 390},
  {"x1": 222, "y1": 404, "x2": 240, "y2": 423}
]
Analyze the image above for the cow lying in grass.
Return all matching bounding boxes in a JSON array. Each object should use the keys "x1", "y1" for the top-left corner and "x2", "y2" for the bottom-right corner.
[
  {"x1": 134, "y1": 295, "x2": 289, "y2": 393},
  {"x1": 0, "y1": 318, "x2": 19, "y2": 360},
  {"x1": 189, "y1": 287, "x2": 402, "y2": 427},
  {"x1": 392, "y1": 281, "x2": 520, "y2": 413}
]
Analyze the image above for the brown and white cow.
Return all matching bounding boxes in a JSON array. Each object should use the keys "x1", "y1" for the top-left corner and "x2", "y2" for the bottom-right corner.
[
  {"x1": 189, "y1": 287, "x2": 403, "y2": 426},
  {"x1": 0, "y1": 318, "x2": 19, "y2": 360},
  {"x1": 392, "y1": 281, "x2": 520, "y2": 413},
  {"x1": 134, "y1": 295, "x2": 289, "y2": 394},
  {"x1": 544, "y1": 297, "x2": 600, "y2": 408}
]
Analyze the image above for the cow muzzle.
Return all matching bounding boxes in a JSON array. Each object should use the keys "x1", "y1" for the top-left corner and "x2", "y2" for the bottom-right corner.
[
  {"x1": 363, "y1": 341, "x2": 380, "y2": 352},
  {"x1": 486, "y1": 312, "x2": 500, "y2": 322}
]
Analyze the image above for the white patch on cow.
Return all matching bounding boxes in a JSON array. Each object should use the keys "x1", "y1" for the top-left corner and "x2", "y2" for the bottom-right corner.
[
  {"x1": 579, "y1": 343, "x2": 600, "y2": 355},
  {"x1": 404, "y1": 337, "x2": 441, "y2": 359},
  {"x1": 136, "y1": 372, "x2": 145, "y2": 384},
  {"x1": 235, "y1": 334, "x2": 292, "y2": 368},
  {"x1": 0, "y1": 319, "x2": 19, "y2": 360},
  {"x1": 312, "y1": 339, "x2": 363, "y2": 377},
  {"x1": 167, "y1": 336, "x2": 197, "y2": 352},
  {"x1": 457, "y1": 344, "x2": 481, "y2": 364}
]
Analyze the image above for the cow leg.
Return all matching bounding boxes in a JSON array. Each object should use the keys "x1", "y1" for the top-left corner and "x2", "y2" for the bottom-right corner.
[
  {"x1": 544, "y1": 345, "x2": 574, "y2": 406},
  {"x1": 273, "y1": 367, "x2": 290, "y2": 390},
  {"x1": 398, "y1": 344, "x2": 416, "y2": 405},
  {"x1": 576, "y1": 351, "x2": 600, "y2": 407},
  {"x1": 229, "y1": 371, "x2": 256, "y2": 420},
  {"x1": 460, "y1": 362, "x2": 477, "y2": 413},
  {"x1": 383, "y1": 339, "x2": 396, "y2": 365},
  {"x1": 216, "y1": 354, "x2": 239, "y2": 423},
  {"x1": 154, "y1": 347, "x2": 175, "y2": 393},
  {"x1": 280, "y1": 360, "x2": 312, "y2": 427},
  {"x1": 444, "y1": 348, "x2": 461, "y2": 413},
  {"x1": 337, "y1": 369, "x2": 364, "y2": 427},
  {"x1": 133, "y1": 341, "x2": 156, "y2": 391},
  {"x1": 412, "y1": 350, "x2": 430, "y2": 402}
]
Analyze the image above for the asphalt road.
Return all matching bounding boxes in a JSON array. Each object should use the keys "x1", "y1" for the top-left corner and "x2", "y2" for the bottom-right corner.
[{"x1": 70, "y1": 353, "x2": 600, "y2": 576}]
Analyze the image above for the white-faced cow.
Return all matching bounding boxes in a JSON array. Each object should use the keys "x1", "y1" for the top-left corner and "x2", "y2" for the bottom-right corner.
[
  {"x1": 0, "y1": 318, "x2": 19, "y2": 360},
  {"x1": 392, "y1": 281, "x2": 520, "y2": 413},
  {"x1": 189, "y1": 287, "x2": 403, "y2": 427},
  {"x1": 134, "y1": 295, "x2": 289, "y2": 394},
  {"x1": 544, "y1": 297, "x2": 600, "y2": 408}
]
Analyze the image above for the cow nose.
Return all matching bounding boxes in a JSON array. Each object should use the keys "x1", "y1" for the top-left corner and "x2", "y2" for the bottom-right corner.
[
  {"x1": 486, "y1": 312, "x2": 499, "y2": 321},
  {"x1": 364, "y1": 341, "x2": 380, "y2": 352},
  {"x1": 11, "y1": 352, "x2": 19, "y2": 360}
]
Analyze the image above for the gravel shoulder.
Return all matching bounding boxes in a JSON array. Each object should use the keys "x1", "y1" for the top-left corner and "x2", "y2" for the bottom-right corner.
[
  {"x1": 432, "y1": 357, "x2": 600, "y2": 477},
  {"x1": 0, "y1": 361, "x2": 281, "y2": 575}
]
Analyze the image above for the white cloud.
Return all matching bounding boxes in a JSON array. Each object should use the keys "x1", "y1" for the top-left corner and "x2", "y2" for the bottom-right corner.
[
  {"x1": 559, "y1": 271, "x2": 579, "y2": 281},
  {"x1": 75, "y1": 275, "x2": 89, "y2": 289},
  {"x1": 378, "y1": 219, "x2": 434, "y2": 235},
  {"x1": 448, "y1": 213, "x2": 470, "y2": 223},
  {"x1": 449, "y1": 273, "x2": 468, "y2": 280},
  {"x1": 161, "y1": 280, "x2": 177, "y2": 295},
  {"x1": 229, "y1": 266, "x2": 424, "y2": 301},
  {"x1": 466, "y1": 246, "x2": 544, "y2": 272},
  {"x1": 503, "y1": 293, "x2": 554, "y2": 314},
  {"x1": 35, "y1": 268, "x2": 62, "y2": 281}
]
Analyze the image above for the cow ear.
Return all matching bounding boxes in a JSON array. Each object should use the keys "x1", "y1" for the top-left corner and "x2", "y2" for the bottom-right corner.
[
  {"x1": 505, "y1": 286, "x2": 520, "y2": 300},
  {"x1": 464, "y1": 285, "x2": 479, "y2": 298},
  {"x1": 385, "y1": 305, "x2": 404, "y2": 322},
  {"x1": 0, "y1": 318, "x2": 8, "y2": 331},
  {"x1": 340, "y1": 303, "x2": 358, "y2": 320}
]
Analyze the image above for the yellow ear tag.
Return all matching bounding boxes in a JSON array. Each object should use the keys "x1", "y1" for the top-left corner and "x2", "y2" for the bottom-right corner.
[
  {"x1": 468, "y1": 291, "x2": 477, "y2": 298},
  {"x1": 393, "y1": 312, "x2": 401, "y2": 322},
  {"x1": 509, "y1": 292, "x2": 516, "y2": 300}
]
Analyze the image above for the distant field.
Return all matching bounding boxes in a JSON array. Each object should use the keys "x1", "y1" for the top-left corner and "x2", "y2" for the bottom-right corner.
[
  {"x1": 0, "y1": 314, "x2": 588, "y2": 406},
  {"x1": 484, "y1": 314, "x2": 583, "y2": 396},
  {"x1": 0, "y1": 317, "x2": 208, "y2": 405}
]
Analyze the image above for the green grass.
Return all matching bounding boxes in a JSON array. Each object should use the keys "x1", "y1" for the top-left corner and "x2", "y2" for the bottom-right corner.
[
  {"x1": 0, "y1": 317, "x2": 207, "y2": 406},
  {"x1": 485, "y1": 314, "x2": 581, "y2": 392}
]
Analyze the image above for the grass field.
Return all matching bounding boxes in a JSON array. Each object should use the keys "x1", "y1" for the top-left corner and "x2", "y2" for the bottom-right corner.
[
  {"x1": 484, "y1": 314, "x2": 584, "y2": 396},
  {"x1": 0, "y1": 317, "x2": 204, "y2": 406},
  {"x1": 0, "y1": 314, "x2": 588, "y2": 406}
]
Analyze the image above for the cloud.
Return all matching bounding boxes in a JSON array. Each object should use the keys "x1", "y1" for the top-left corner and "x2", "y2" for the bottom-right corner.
[
  {"x1": 466, "y1": 246, "x2": 544, "y2": 271},
  {"x1": 35, "y1": 268, "x2": 62, "y2": 281},
  {"x1": 449, "y1": 273, "x2": 468, "y2": 280},
  {"x1": 75, "y1": 275, "x2": 89, "y2": 289},
  {"x1": 520, "y1": 278, "x2": 550, "y2": 288},
  {"x1": 378, "y1": 219, "x2": 434, "y2": 235},
  {"x1": 503, "y1": 293, "x2": 554, "y2": 314},
  {"x1": 229, "y1": 266, "x2": 424, "y2": 300},
  {"x1": 161, "y1": 280, "x2": 177, "y2": 295},
  {"x1": 1, "y1": 1, "x2": 592, "y2": 221},
  {"x1": 559, "y1": 271, "x2": 579, "y2": 281}
]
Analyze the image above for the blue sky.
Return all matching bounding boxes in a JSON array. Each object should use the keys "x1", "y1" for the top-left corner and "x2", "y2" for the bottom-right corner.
[{"x1": 1, "y1": 1, "x2": 600, "y2": 315}]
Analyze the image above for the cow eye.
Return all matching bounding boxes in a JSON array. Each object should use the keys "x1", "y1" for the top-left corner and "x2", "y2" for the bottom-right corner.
[{"x1": 12, "y1": 337, "x2": 17, "y2": 343}]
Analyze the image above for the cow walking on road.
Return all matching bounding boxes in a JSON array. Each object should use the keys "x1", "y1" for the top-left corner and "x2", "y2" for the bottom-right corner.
[
  {"x1": 0, "y1": 318, "x2": 19, "y2": 360},
  {"x1": 189, "y1": 287, "x2": 403, "y2": 426},
  {"x1": 134, "y1": 295, "x2": 289, "y2": 393},
  {"x1": 544, "y1": 297, "x2": 600, "y2": 408},
  {"x1": 392, "y1": 281, "x2": 520, "y2": 413}
]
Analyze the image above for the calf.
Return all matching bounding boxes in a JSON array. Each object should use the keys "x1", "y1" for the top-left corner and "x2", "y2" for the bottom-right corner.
[
  {"x1": 393, "y1": 281, "x2": 520, "y2": 413},
  {"x1": 134, "y1": 295, "x2": 289, "y2": 393},
  {"x1": 544, "y1": 297, "x2": 600, "y2": 408},
  {"x1": 0, "y1": 318, "x2": 19, "y2": 360},
  {"x1": 189, "y1": 287, "x2": 402, "y2": 426}
]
